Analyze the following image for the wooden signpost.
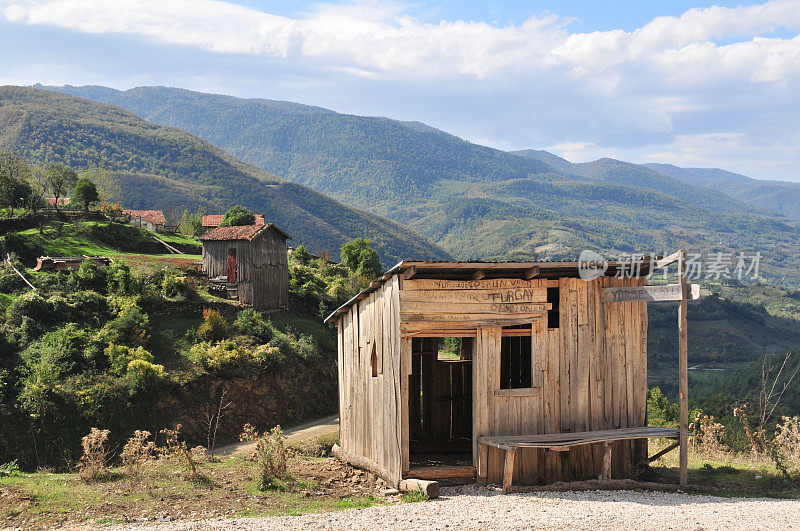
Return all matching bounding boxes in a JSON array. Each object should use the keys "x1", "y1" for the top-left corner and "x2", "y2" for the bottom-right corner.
[
  {"x1": 600, "y1": 252, "x2": 693, "y2": 486},
  {"x1": 601, "y1": 283, "x2": 700, "y2": 303}
]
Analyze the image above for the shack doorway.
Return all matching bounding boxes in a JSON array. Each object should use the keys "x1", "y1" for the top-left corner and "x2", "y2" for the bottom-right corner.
[
  {"x1": 409, "y1": 336, "x2": 474, "y2": 473},
  {"x1": 227, "y1": 248, "x2": 237, "y2": 282}
]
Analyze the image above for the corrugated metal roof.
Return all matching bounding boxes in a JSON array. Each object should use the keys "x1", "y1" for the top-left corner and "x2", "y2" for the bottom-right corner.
[{"x1": 323, "y1": 258, "x2": 661, "y2": 324}]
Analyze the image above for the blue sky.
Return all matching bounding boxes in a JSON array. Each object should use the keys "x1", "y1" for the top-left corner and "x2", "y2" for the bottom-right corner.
[{"x1": 1, "y1": 0, "x2": 799, "y2": 180}]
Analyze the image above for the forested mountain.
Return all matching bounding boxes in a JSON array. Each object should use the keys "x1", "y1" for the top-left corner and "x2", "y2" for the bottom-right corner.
[
  {"x1": 41, "y1": 85, "x2": 800, "y2": 286},
  {"x1": 0, "y1": 86, "x2": 450, "y2": 264},
  {"x1": 645, "y1": 163, "x2": 800, "y2": 222}
]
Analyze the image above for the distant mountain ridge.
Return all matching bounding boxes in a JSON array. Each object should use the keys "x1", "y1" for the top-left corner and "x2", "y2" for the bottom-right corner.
[
  {"x1": 0, "y1": 86, "x2": 450, "y2": 264},
  {"x1": 37, "y1": 84, "x2": 800, "y2": 286}
]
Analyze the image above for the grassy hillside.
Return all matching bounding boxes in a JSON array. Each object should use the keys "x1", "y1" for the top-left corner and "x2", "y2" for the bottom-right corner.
[
  {"x1": 45, "y1": 85, "x2": 800, "y2": 287},
  {"x1": 0, "y1": 86, "x2": 450, "y2": 266}
]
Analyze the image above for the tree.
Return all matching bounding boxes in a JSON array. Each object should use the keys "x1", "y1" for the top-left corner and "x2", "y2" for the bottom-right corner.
[
  {"x1": 44, "y1": 163, "x2": 78, "y2": 211},
  {"x1": 219, "y1": 205, "x2": 255, "y2": 227},
  {"x1": 82, "y1": 165, "x2": 121, "y2": 205},
  {"x1": 340, "y1": 238, "x2": 381, "y2": 278},
  {"x1": 0, "y1": 151, "x2": 32, "y2": 216},
  {"x1": 72, "y1": 177, "x2": 100, "y2": 211},
  {"x1": 179, "y1": 207, "x2": 205, "y2": 237}
]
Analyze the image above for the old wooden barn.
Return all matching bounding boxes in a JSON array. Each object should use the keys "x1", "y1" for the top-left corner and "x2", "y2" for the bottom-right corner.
[
  {"x1": 325, "y1": 254, "x2": 694, "y2": 492},
  {"x1": 199, "y1": 223, "x2": 291, "y2": 311}
]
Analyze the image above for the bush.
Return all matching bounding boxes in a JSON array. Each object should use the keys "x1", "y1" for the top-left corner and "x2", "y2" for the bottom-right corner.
[
  {"x1": 105, "y1": 343, "x2": 154, "y2": 376},
  {"x1": 125, "y1": 359, "x2": 166, "y2": 394},
  {"x1": 297, "y1": 334, "x2": 321, "y2": 361},
  {"x1": 106, "y1": 262, "x2": 138, "y2": 295},
  {"x1": 162, "y1": 271, "x2": 192, "y2": 300},
  {"x1": 253, "y1": 344, "x2": 285, "y2": 367},
  {"x1": 78, "y1": 427, "x2": 111, "y2": 482},
  {"x1": 0, "y1": 266, "x2": 24, "y2": 293},
  {"x1": 197, "y1": 308, "x2": 228, "y2": 342},
  {"x1": 188, "y1": 340, "x2": 255, "y2": 372},
  {"x1": 67, "y1": 291, "x2": 111, "y2": 327},
  {"x1": 239, "y1": 424, "x2": 287, "y2": 490},
  {"x1": 120, "y1": 430, "x2": 156, "y2": 478},
  {"x1": 6, "y1": 291, "x2": 54, "y2": 325},
  {"x1": 101, "y1": 307, "x2": 149, "y2": 347},
  {"x1": 268, "y1": 334, "x2": 292, "y2": 358},
  {"x1": 647, "y1": 387, "x2": 679, "y2": 427},
  {"x1": 292, "y1": 245, "x2": 311, "y2": 265},
  {"x1": 236, "y1": 308, "x2": 275, "y2": 343},
  {"x1": 73, "y1": 261, "x2": 108, "y2": 293}
]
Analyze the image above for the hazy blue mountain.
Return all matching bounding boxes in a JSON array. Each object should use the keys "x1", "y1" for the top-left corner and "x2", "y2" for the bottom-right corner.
[
  {"x1": 645, "y1": 163, "x2": 800, "y2": 222},
  {"x1": 1, "y1": 86, "x2": 450, "y2": 264}
]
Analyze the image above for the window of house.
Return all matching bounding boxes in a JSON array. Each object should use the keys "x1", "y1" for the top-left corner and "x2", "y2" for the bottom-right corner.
[
  {"x1": 547, "y1": 286, "x2": 560, "y2": 329},
  {"x1": 500, "y1": 335, "x2": 532, "y2": 389}
]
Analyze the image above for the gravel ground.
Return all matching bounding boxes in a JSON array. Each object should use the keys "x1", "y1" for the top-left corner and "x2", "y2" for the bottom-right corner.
[{"x1": 108, "y1": 485, "x2": 800, "y2": 530}]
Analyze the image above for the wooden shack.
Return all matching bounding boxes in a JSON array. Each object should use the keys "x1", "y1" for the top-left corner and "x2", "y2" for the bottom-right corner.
[
  {"x1": 199, "y1": 223, "x2": 291, "y2": 311},
  {"x1": 325, "y1": 254, "x2": 694, "y2": 492}
]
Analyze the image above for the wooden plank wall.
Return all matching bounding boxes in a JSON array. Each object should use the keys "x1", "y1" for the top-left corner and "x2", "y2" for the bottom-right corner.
[
  {"x1": 200, "y1": 228, "x2": 289, "y2": 310},
  {"x1": 337, "y1": 275, "x2": 404, "y2": 485},
  {"x1": 474, "y1": 276, "x2": 648, "y2": 485}
]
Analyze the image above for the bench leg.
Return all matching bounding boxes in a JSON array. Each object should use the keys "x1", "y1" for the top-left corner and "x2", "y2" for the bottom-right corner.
[
  {"x1": 503, "y1": 448, "x2": 516, "y2": 493},
  {"x1": 599, "y1": 442, "x2": 612, "y2": 481},
  {"x1": 477, "y1": 443, "x2": 488, "y2": 485}
]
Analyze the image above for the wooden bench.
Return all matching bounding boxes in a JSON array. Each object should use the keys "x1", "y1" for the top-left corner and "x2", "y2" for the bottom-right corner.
[{"x1": 478, "y1": 426, "x2": 680, "y2": 492}]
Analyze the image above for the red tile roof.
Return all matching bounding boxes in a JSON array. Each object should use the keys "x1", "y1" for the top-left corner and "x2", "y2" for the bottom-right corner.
[
  {"x1": 202, "y1": 214, "x2": 265, "y2": 227},
  {"x1": 199, "y1": 223, "x2": 291, "y2": 242},
  {"x1": 123, "y1": 210, "x2": 166, "y2": 224},
  {"x1": 46, "y1": 197, "x2": 71, "y2": 206}
]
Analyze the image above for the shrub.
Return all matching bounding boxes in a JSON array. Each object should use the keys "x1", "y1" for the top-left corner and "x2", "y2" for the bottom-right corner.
[
  {"x1": 67, "y1": 291, "x2": 111, "y2": 327},
  {"x1": 647, "y1": 387, "x2": 679, "y2": 427},
  {"x1": 0, "y1": 266, "x2": 24, "y2": 293},
  {"x1": 73, "y1": 261, "x2": 108, "y2": 293},
  {"x1": 292, "y1": 245, "x2": 311, "y2": 265},
  {"x1": 197, "y1": 308, "x2": 228, "y2": 342},
  {"x1": 159, "y1": 425, "x2": 205, "y2": 480},
  {"x1": 125, "y1": 359, "x2": 166, "y2": 394},
  {"x1": 78, "y1": 427, "x2": 111, "y2": 482},
  {"x1": 105, "y1": 343, "x2": 154, "y2": 376},
  {"x1": 107, "y1": 262, "x2": 138, "y2": 295},
  {"x1": 6, "y1": 291, "x2": 54, "y2": 325},
  {"x1": 239, "y1": 424, "x2": 287, "y2": 490},
  {"x1": 21, "y1": 324, "x2": 91, "y2": 375},
  {"x1": 236, "y1": 308, "x2": 275, "y2": 343},
  {"x1": 162, "y1": 271, "x2": 192, "y2": 300},
  {"x1": 120, "y1": 430, "x2": 156, "y2": 478},
  {"x1": 101, "y1": 307, "x2": 149, "y2": 347},
  {"x1": 253, "y1": 344, "x2": 285, "y2": 367},
  {"x1": 188, "y1": 340, "x2": 256, "y2": 372},
  {"x1": 690, "y1": 412, "x2": 727, "y2": 456},
  {"x1": 774, "y1": 416, "x2": 800, "y2": 463},
  {"x1": 297, "y1": 334, "x2": 321, "y2": 361},
  {"x1": 268, "y1": 334, "x2": 292, "y2": 357}
]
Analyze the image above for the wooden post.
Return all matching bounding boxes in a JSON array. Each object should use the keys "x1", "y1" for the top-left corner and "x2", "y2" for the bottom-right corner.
[
  {"x1": 503, "y1": 448, "x2": 516, "y2": 493},
  {"x1": 600, "y1": 441, "x2": 612, "y2": 481},
  {"x1": 678, "y1": 250, "x2": 689, "y2": 486}
]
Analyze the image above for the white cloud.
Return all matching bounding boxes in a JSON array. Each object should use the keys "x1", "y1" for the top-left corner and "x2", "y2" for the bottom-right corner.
[
  {"x1": 3, "y1": 0, "x2": 798, "y2": 83},
  {"x1": 2, "y1": 0, "x2": 799, "y2": 179}
]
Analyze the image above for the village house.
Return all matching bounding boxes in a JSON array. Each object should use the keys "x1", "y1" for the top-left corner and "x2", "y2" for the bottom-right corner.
[
  {"x1": 199, "y1": 223, "x2": 291, "y2": 311},
  {"x1": 123, "y1": 209, "x2": 167, "y2": 232},
  {"x1": 325, "y1": 253, "x2": 694, "y2": 493}
]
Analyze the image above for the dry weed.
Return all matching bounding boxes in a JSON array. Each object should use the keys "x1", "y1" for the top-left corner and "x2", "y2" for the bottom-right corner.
[{"x1": 78, "y1": 427, "x2": 111, "y2": 482}]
